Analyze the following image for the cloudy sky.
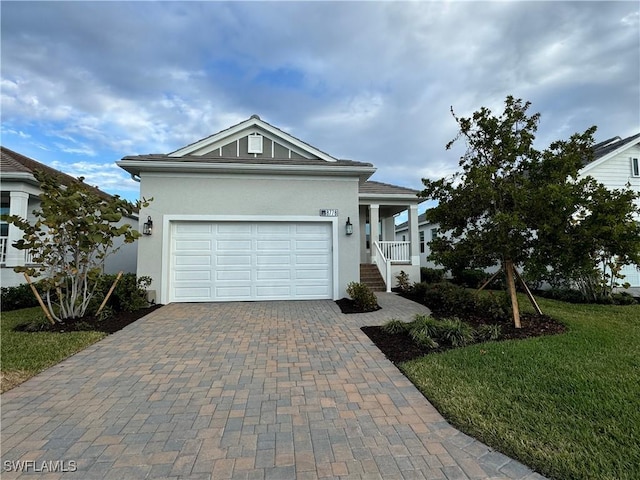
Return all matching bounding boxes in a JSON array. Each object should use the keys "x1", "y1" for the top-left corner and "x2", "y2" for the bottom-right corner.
[{"x1": 1, "y1": 1, "x2": 639, "y2": 205}]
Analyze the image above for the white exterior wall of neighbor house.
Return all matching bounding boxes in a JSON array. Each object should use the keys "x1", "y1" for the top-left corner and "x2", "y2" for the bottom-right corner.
[
  {"x1": 137, "y1": 172, "x2": 360, "y2": 304},
  {"x1": 579, "y1": 144, "x2": 640, "y2": 215},
  {"x1": 395, "y1": 219, "x2": 441, "y2": 270},
  {"x1": 0, "y1": 184, "x2": 139, "y2": 287},
  {"x1": 579, "y1": 142, "x2": 640, "y2": 288}
]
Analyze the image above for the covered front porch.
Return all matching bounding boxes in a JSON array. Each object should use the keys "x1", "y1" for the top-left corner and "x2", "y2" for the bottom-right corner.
[{"x1": 358, "y1": 181, "x2": 424, "y2": 291}]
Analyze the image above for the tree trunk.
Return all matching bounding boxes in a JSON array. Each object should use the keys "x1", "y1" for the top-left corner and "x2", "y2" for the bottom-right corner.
[{"x1": 505, "y1": 259, "x2": 522, "y2": 328}]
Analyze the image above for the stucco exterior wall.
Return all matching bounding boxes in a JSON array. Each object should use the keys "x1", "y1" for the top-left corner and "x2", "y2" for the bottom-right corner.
[{"x1": 137, "y1": 172, "x2": 361, "y2": 303}]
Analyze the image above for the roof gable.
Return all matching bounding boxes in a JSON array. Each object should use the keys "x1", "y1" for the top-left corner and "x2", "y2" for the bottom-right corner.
[
  {"x1": 169, "y1": 115, "x2": 338, "y2": 162},
  {"x1": 581, "y1": 133, "x2": 640, "y2": 174}
]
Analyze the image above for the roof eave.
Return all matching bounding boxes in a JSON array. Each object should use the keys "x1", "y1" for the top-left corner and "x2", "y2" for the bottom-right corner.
[
  {"x1": 117, "y1": 160, "x2": 376, "y2": 180},
  {"x1": 359, "y1": 192, "x2": 424, "y2": 205}
]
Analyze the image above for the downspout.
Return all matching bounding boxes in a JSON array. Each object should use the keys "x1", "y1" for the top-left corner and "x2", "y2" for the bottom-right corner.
[{"x1": 130, "y1": 173, "x2": 141, "y2": 182}]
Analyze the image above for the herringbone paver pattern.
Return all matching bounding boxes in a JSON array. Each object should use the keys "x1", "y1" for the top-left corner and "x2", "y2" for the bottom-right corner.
[{"x1": 1, "y1": 294, "x2": 547, "y2": 479}]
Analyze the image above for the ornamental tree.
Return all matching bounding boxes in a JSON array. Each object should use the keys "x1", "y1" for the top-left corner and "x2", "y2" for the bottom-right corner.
[
  {"x1": 420, "y1": 95, "x2": 639, "y2": 326},
  {"x1": 4, "y1": 170, "x2": 150, "y2": 322}
]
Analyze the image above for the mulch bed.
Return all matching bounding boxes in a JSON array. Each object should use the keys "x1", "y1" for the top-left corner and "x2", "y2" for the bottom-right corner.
[
  {"x1": 14, "y1": 305, "x2": 163, "y2": 334},
  {"x1": 362, "y1": 313, "x2": 567, "y2": 364}
]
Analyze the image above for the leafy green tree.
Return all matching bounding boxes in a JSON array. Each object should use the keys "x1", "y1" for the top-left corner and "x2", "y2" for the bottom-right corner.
[
  {"x1": 420, "y1": 95, "x2": 639, "y2": 326},
  {"x1": 4, "y1": 170, "x2": 150, "y2": 322},
  {"x1": 529, "y1": 174, "x2": 640, "y2": 300}
]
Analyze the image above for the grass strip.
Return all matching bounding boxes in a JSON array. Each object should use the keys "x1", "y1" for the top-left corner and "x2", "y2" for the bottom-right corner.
[
  {"x1": 1, "y1": 307, "x2": 106, "y2": 392},
  {"x1": 400, "y1": 297, "x2": 640, "y2": 480}
]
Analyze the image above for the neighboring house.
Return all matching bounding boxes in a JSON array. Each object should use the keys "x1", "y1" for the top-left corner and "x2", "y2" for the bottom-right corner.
[
  {"x1": 0, "y1": 147, "x2": 139, "y2": 287},
  {"x1": 579, "y1": 133, "x2": 640, "y2": 287},
  {"x1": 117, "y1": 115, "x2": 425, "y2": 304},
  {"x1": 396, "y1": 133, "x2": 640, "y2": 288}
]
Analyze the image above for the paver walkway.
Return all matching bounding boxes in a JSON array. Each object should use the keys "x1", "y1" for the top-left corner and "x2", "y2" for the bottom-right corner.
[{"x1": 1, "y1": 293, "x2": 547, "y2": 479}]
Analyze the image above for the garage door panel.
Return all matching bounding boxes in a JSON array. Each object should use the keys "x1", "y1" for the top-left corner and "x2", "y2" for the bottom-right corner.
[
  {"x1": 171, "y1": 221, "x2": 332, "y2": 302},
  {"x1": 174, "y1": 287, "x2": 212, "y2": 299},
  {"x1": 257, "y1": 255, "x2": 292, "y2": 265},
  {"x1": 217, "y1": 240, "x2": 252, "y2": 250},
  {"x1": 296, "y1": 255, "x2": 329, "y2": 265},
  {"x1": 217, "y1": 255, "x2": 252, "y2": 266},
  {"x1": 175, "y1": 270, "x2": 211, "y2": 281},
  {"x1": 295, "y1": 239, "x2": 330, "y2": 250},
  {"x1": 216, "y1": 286, "x2": 253, "y2": 299},
  {"x1": 295, "y1": 224, "x2": 328, "y2": 234},
  {"x1": 256, "y1": 224, "x2": 291, "y2": 234},
  {"x1": 256, "y1": 285, "x2": 291, "y2": 297},
  {"x1": 296, "y1": 269, "x2": 329, "y2": 280},
  {"x1": 175, "y1": 240, "x2": 212, "y2": 251},
  {"x1": 175, "y1": 255, "x2": 211, "y2": 266},
  {"x1": 176, "y1": 223, "x2": 212, "y2": 234},
  {"x1": 216, "y1": 270, "x2": 252, "y2": 281},
  {"x1": 257, "y1": 240, "x2": 291, "y2": 250},
  {"x1": 256, "y1": 270, "x2": 291, "y2": 280},
  {"x1": 217, "y1": 223, "x2": 253, "y2": 233}
]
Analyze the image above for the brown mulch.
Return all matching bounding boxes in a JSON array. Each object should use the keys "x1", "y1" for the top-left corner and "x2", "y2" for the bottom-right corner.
[
  {"x1": 362, "y1": 313, "x2": 566, "y2": 364},
  {"x1": 13, "y1": 305, "x2": 163, "y2": 334}
]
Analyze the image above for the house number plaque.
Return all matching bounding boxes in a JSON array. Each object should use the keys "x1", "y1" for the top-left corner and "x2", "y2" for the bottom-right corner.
[{"x1": 319, "y1": 209, "x2": 338, "y2": 217}]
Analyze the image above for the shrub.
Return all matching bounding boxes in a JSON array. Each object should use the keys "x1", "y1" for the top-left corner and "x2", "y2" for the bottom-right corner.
[
  {"x1": 395, "y1": 271, "x2": 411, "y2": 294},
  {"x1": 452, "y1": 268, "x2": 489, "y2": 288},
  {"x1": 91, "y1": 273, "x2": 152, "y2": 313},
  {"x1": 346, "y1": 282, "x2": 379, "y2": 312},
  {"x1": 474, "y1": 292, "x2": 511, "y2": 322},
  {"x1": 418, "y1": 282, "x2": 476, "y2": 316},
  {"x1": 410, "y1": 314, "x2": 442, "y2": 338},
  {"x1": 475, "y1": 323, "x2": 502, "y2": 342},
  {"x1": 1, "y1": 282, "x2": 43, "y2": 311},
  {"x1": 611, "y1": 292, "x2": 638, "y2": 305},
  {"x1": 381, "y1": 318, "x2": 410, "y2": 334},
  {"x1": 421, "y1": 267, "x2": 446, "y2": 284},
  {"x1": 437, "y1": 318, "x2": 475, "y2": 347}
]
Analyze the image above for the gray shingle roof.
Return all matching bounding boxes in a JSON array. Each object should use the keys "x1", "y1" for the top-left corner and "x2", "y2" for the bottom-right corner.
[
  {"x1": 359, "y1": 180, "x2": 420, "y2": 195},
  {"x1": 591, "y1": 133, "x2": 640, "y2": 162},
  {"x1": 1, "y1": 146, "x2": 118, "y2": 201}
]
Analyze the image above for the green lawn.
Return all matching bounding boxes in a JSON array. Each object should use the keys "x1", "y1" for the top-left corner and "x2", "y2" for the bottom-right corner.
[
  {"x1": 1, "y1": 307, "x2": 106, "y2": 392},
  {"x1": 401, "y1": 297, "x2": 640, "y2": 480}
]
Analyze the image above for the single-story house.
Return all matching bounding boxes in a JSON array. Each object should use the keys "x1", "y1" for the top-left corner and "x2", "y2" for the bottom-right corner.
[
  {"x1": 0, "y1": 146, "x2": 139, "y2": 287},
  {"x1": 396, "y1": 132, "x2": 640, "y2": 288},
  {"x1": 117, "y1": 115, "x2": 425, "y2": 304}
]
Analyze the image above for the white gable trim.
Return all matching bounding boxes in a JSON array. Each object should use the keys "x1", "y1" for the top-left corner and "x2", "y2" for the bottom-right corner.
[
  {"x1": 581, "y1": 137, "x2": 640, "y2": 175},
  {"x1": 169, "y1": 116, "x2": 338, "y2": 162}
]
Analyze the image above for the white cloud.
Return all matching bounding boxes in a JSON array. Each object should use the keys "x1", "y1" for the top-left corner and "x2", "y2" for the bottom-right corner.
[{"x1": 0, "y1": 0, "x2": 637, "y2": 204}]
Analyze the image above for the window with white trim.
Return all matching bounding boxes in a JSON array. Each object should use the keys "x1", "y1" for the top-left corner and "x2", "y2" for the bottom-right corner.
[
  {"x1": 632, "y1": 157, "x2": 639, "y2": 177},
  {"x1": 419, "y1": 230, "x2": 425, "y2": 253}
]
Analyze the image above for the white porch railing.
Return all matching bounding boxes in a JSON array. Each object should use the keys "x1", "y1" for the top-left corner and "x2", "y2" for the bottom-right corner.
[
  {"x1": 0, "y1": 237, "x2": 36, "y2": 265},
  {"x1": 378, "y1": 241, "x2": 411, "y2": 263},
  {"x1": 0, "y1": 237, "x2": 7, "y2": 264},
  {"x1": 373, "y1": 242, "x2": 392, "y2": 293}
]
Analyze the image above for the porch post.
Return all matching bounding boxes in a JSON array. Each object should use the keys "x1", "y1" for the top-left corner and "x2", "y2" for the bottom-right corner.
[
  {"x1": 369, "y1": 204, "x2": 379, "y2": 263},
  {"x1": 5, "y1": 191, "x2": 29, "y2": 267},
  {"x1": 381, "y1": 216, "x2": 395, "y2": 241},
  {"x1": 408, "y1": 204, "x2": 420, "y2": 267},
  {"x1": 359, "y1": 206, "x2": 367, "y2": 264}
]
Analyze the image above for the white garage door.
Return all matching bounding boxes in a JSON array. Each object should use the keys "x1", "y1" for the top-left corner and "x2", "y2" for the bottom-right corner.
[{"x1": 170, "y1": 221, "x2": 333, "y2": 302}]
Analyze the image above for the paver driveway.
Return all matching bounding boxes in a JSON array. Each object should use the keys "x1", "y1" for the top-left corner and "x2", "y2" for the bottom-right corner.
[{"x1": 1, "y1": 294, "x2": 546, "y2": 480}]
